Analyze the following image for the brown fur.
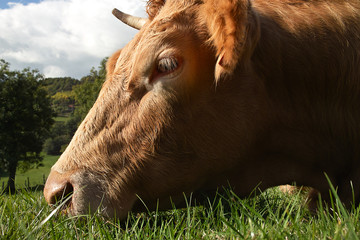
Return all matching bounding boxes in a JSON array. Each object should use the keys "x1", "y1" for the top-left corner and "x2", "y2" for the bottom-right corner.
[
  {"x1": 146, "y1": 0, "x2": 166, "y2": 20},
  {"x1": 200, "y1": 0, "x2": 254, "y2": 80},
  {"x1": 44, "y1": 0, "x2": 360, "y2": 219}
]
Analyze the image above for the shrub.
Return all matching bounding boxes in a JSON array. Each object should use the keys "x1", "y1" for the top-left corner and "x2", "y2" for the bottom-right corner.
[{"x1": 43, "y1": 135, "x2": 71, "y2": 155}]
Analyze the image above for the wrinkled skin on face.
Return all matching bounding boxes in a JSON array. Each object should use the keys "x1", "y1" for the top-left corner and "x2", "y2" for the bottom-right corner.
[{"x1": 44, "y1": 0, "x2": 360, "y2": 219}]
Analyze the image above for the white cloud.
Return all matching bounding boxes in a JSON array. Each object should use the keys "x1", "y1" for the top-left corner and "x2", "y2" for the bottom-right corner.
[
  {"x1": 0, "y1": 0, "x2": 147, "y2": 79},
  {"x1": 44, "y1": 65, "x2": 66, "y2": 78}
]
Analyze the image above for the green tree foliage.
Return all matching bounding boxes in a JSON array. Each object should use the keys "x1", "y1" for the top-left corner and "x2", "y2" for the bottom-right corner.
[
  {"x1": 42, "y1": 77, "x2": 80, "y2": 96},
  {"x1": 42, "y1": 77, "x2": 79, "y2": 116},
  {"x1": 43, "y1": 57, "x2": 108, "y2": 156},
  {"x1": 43, "y1": 119, "x2": 78, "y2": 156},
  {"x1": 43, "y1": 134, "x2": 70, "y2": 156},
  {"x1": 0, "y1": 59, "x2": 55, "y2": 193},
  {"x1": 73, "y1": 58, "x2": 107, "y2": 121},
  {"x1": 51, "y1": 91, "x2": 75, "y2": 116}
]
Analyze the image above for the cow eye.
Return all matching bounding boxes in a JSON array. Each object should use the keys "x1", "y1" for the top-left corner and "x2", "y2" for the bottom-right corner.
[{"x1": 157, "y1": 57, "x2": 179, "y2": 73}]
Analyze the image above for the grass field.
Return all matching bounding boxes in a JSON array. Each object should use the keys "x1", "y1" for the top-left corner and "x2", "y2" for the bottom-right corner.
[
  {"x1": 54, "y1": 116, "x2": 70, "y2": 122},
  {"x1": 0, "y1": 114, "x2": 67, "y2": 190},
  {"x1": 1, "y1": 152, "x2": 360, "y2": 238},
  {"x1": 0, "y1": 155, "x2": 59, "y2": 191},
  {"x1": 1, "y1": 181, "x2": 360, "y2": 239}
]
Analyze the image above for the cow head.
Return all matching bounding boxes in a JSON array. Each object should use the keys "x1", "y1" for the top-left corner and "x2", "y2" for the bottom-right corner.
[{"x1": 44, "y1": 0, "x2": 261, "y2": 219}]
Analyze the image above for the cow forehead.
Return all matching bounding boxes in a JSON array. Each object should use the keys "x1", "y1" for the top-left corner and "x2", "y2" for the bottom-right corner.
[
  {"x1": 118, "y1": 4, "x2": 205, "y2": 66},
  {"x1": 148, "y1": 0, "x2": 202, "y2": 14},
  {"x1": 149, "y1": 0, "x2": 202, "y2": 26}
]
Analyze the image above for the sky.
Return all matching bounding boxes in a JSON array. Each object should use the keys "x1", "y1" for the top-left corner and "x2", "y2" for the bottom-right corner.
[
  {"x1": 0, "y1": 0, "x2": 147, "y2": 79},
  {"x1": 0, "y1": 0, "x2": 41, "y2": 9}
]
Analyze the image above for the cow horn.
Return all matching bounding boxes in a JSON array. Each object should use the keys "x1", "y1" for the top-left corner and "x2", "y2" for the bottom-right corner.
[{"x1": 112, "y1": 8, "x2": 147, "y2": 30}]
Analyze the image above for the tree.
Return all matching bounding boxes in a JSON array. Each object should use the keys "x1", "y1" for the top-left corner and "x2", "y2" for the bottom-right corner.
[
  {"x1": 51, "y1": 91, "x2": 75, "y2": 116},
  {"x1": 42, "y1": 77, "x2": 79, "y2": 117},
  {"x1": 42, "y1": 58, "x2": 108, "y2": 157},
  {"x1": 43, "y1": 119, "x2": 78, "y2": 156},
  {"x1": 0, "y1": 60, "x2": 55, "y2": 193},
  {"x1": 42, "y1": 77, "x2": 80, "y2": 96},
  {"x1": 43, "y1": 134, "x2": 71, "y2": 155},
  {"x1": 73, "y1": 58, "x2": 107, "y2": 121}
]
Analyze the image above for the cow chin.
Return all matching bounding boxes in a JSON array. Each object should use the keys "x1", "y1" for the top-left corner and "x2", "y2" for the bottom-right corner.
[{"x1": 44, "y1": 169, "x2": 136, "y2": 219}]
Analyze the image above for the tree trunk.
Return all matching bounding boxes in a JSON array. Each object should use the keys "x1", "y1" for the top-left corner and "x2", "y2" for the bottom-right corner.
[{"x1": 6, "y1": 161, "x2": 17, "y2": 194}]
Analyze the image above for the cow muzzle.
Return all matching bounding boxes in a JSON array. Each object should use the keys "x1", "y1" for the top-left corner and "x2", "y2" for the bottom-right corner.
[
  {"x1": 44, "y1": 170, "x2": 75, "y2": 212},
  {"x1": 44, "y1": 169, "x2": 129, "y2": 218}
]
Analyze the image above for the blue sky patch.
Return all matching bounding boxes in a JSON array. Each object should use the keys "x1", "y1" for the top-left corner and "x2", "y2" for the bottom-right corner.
[{"x1": 0, "y1": 1, "x2": 41, "y2": 9}]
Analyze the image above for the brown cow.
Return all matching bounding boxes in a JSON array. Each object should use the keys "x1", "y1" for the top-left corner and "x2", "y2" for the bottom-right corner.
[{"x1": 44, "y1": 0, "x2": 360, "y2": 219}]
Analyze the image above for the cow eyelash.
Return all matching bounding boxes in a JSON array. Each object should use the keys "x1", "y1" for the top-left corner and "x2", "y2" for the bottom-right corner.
[{"x1": 157, "y1": 57, "x2": 179, "y2": 73}]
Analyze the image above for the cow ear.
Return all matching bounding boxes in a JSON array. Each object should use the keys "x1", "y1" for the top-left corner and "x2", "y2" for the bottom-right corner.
[
  {"x1": 201, "y1": 0, "x2": 258, "y2": 82},
  {"x1": 106, "y1": 49, "x2": 122, "y2": 79}
]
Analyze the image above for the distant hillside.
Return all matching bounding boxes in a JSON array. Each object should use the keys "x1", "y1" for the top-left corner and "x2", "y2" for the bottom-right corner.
[
  {"x1": 42, "y1": 77, "x2": 80, "y2": 96},
  {"x1": 42, "y1": 77, "x2": 80, "y2": 116}
]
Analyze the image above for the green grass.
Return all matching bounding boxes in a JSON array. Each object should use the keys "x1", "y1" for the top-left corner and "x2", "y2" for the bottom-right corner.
[
  {"x1": 1, "y1": 155, "x2": 359, "y2": 238},
  {"x1": 1, "y1": 185, "x2": 360, "y2": 239},
  {"x1": 0, "y1": 155, "x2": 59, "y2": 190},
  {"x1": 54, "y1": 116, "x2": 70, "y2": 122}
]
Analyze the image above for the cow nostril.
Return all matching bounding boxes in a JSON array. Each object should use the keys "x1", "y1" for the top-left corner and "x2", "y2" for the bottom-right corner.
[
  {"x1": 44, "y1": 170, "x2": 75, "y2": 210},
  {"x1": 49, "y1": 182, "x2": 74, "y2": 206}
]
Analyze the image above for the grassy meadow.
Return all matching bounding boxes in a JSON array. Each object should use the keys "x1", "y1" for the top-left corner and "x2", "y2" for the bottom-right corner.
[
  {"x1": 0, "y1": 140, "x2": 359, "y2": 238},
  {"x1": 0, "y1": 114, "x2": 68, "y2": 190},
  {"x1": 0, "y1": 155, "x2": 59, "y2": 191},
  {"x1": 1, "y1": 179, "x2": 360, "y2": 239}
]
